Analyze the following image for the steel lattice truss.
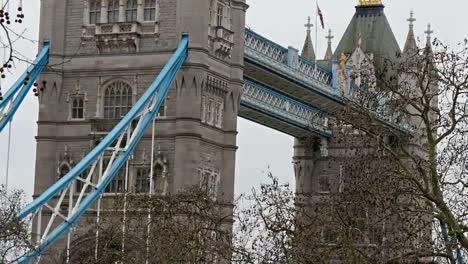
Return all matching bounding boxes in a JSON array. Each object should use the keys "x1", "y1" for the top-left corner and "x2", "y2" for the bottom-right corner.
[{"x1": 241, "y1": 79, "x2": 331, "y2": 137}]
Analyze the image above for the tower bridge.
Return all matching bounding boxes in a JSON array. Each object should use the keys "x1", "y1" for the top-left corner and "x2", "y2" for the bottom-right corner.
[{"x1": 0, "y1": 0, "x2": 430, "y2": 262}]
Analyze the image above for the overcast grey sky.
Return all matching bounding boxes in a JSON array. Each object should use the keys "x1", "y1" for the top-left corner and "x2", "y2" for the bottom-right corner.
[{"x1": 1, "y1": 0, "x2": 468, "y2": 199}]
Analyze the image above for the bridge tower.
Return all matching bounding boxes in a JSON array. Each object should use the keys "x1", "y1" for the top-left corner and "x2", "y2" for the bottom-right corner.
[
  {"x1": 292, "y1": 1, "x2": 432, "y2": 261},
  {"x1": 35, "y1": 0, "x2": 247, "y2": 260}
]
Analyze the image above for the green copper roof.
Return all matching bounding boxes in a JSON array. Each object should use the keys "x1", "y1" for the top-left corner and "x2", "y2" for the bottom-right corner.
[{"x1": 333, "y1": 5, "x2": 401, "y2": 70}]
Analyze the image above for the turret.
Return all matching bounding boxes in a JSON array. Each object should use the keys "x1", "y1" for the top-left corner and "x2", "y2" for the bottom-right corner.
[{"x1": 333, "y1": 0, "x2": 400, "y2": 72}]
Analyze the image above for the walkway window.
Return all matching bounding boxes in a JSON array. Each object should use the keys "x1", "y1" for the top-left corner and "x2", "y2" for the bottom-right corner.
[
  {"x1": 71, "y1": 97, "x2": 84, "y2": 120},
  {"x1": 144, "y1": 0, "x2": 157, "y2": 21},
  {"x1": 89, "y1": 0, "x2": 101, "y2": 24},
  {"x1": 103, "y1": 81, "x2": 133, "y2": 119},
  {"x1": 126, "y1": 0, "x2": 137, "y2": 22},
  {"x1": 135, "y1": 167, "x2": 150, "y2": 193},
  {"x1": 107, "y1": 0, "x2": 119, "y2": 23}
]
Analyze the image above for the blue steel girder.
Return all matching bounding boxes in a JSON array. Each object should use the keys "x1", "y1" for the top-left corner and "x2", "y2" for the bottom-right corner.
[
  {"x1": 240, "y1": 79, "x2": 332, "y2": 138},
  {"x1": 0, "y1": 42, "x2": 50, "y2": 133},
  {"x1": 16, "y1": 35, "x2": 189, "y2": 263}
]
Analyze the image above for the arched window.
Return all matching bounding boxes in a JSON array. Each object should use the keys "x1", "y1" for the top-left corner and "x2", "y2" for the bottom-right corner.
[
  {"x1": 107, "y1": 0, "x2": 119, "y2": 23},
  {"x1": 89, "y1": 0, "x2": 101, "y2": 24},
  {"x1": 71, "y1": 97, "x2": 84, "y2": 120},
  {"x1": 103, "y1": 81, "x2": 133, "y2": 119},
  {"x1": 126, "y1": 0, "x2": 137, "y2": 22},
  {"x1": 135, "y1": 167, "x2": 150, "y2": 193},
  {"x1": 144, "y1": 0, "x2": 156, "y2": 21}
]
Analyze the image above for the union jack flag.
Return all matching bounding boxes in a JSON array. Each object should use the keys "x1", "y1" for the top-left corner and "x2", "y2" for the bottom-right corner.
[{"x1": 317, "y1": 4, "x2": 325, "y2": 29}]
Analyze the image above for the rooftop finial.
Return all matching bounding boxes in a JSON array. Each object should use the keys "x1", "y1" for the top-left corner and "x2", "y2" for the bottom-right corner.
[
  {"x1": 425, "y1": 23, "x2": 434, "y2": 44},
  {"x1": 326, "y1": 29, "x2": 334, "y2": 45},
  {"x1": 357, "y1": 0, "x2": 383, "y2": 6},
  {"x1": 407, "y1": 11, "x2": 416, "y2": 30},
  {"x1": 324, "y1": 29, "x2": 334, "y2": 60},
  {"x1": 305, "y1": 16, "x2": 313, "y2": 33}
]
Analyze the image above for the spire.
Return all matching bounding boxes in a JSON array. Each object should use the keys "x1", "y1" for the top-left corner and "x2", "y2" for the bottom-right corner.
[
  {"x1": 425, "y1": 23, "x2": 434, "y2": 48},
  {"x1": 403, "y1": 11, "x2": 417, "y2": 53},
  {"x1": 324, "y1": 29, "x2": 334, "y2": 60},
  {"x1": 301, "y1": 16, "x2": 316, "y2": 61}
]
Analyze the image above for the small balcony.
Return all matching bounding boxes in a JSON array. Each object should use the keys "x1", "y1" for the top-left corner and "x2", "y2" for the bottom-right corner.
[
  {"x1": 81, "y1": 21, "x2": 159, "y2": 53},
  {"x1": 210, "y1": 26, "x2": 234, "y2": 58}
]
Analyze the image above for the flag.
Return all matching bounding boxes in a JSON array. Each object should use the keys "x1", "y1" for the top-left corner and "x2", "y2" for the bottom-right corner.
[{"x1": 317, "y1": 4, "x2": 325, "y2": 29}]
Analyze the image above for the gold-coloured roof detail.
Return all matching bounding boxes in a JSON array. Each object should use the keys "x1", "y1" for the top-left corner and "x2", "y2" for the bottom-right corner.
[{"x1": 357, "y1": 0, "x2": 383, "y2": 6}]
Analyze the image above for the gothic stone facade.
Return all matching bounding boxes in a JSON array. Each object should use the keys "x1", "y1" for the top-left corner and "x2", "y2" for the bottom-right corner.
[{"x1": 35, "y1": 0, "x2": 247, "y2": 260}]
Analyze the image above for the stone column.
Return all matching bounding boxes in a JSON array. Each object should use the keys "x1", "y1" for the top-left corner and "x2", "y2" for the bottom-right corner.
[
  {"x1": 293, "y1": 138, "x2": 317, "y2": 196},
  {"x1": 83, "y1": 0, "x2": 90, "y2": 25},
  {"x1": 136, "y1": 0, "x2": 144, "y2": 22},
  {"x1": 119, "y1": 0, "x2": 126, "y2": 22},
  {"x1": 101, "y1": 0, "x2": 108, "y2": 24}
]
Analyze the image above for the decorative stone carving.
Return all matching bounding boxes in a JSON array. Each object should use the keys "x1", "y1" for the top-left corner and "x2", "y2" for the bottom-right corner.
[
  {"x1": 208, "y1": 0, "x2": 234, "y2": 58},
  {"x1": 57, "y1": 145, "x2": 74, "y2": 180},
  {"x1": 66, "y1": 80, "x2": 89, "y2": 103},
  {"x1": 81, "y1": 0, "x2": 161, "y2": 53},
  {"x1": 153, "y1": 147, "x2": 169, "y2": 195}
]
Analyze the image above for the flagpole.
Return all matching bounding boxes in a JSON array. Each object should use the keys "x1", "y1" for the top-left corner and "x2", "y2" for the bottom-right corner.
[{"x1": 315, "y1": 1, "x2": 318, "y2": 71}]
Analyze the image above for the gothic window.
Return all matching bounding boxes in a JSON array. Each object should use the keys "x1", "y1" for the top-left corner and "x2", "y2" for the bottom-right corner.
[
  {"x1": 144, "y1": 0, "x2": 157, "y2": 21},
  {"x1": 71, "y1": 97, "x2": 85, "y2": 120},
  {"x1": 104, "y1": 159, "x2": 127, "y2": 193},
  {"x1": 199, "y1": 168, "x2": 220, "y2": 199},
  {"x1": 215, "y1": 101, "x2": 223, "y2": 127},
  {"x1": 135, "y1": 167, "x2": 150, "y2": 193},
  {"x1": 103, "y1": 81, "x2": 133, "y2": 119},
  {"x1": 216, "y1": 3, "x2": 223, "y2": 27},
  {"x1": 201, "y1": 96, "x2": 224, "y2": 128},
  {"x1": 89, "y1": 0, "x2": 101, "y2": 24},
  {"x1": 105, "y1": 168, "x2": 126, "y2": 193},
  {"x1": 318, "y1": 174, "x2": 331, "y2": 193},
  {"x1": 213, "y1": 101, "x2": 220, "y2": 126},
  {"x1": 126, "y1": 0, "x2": 137, "y2": 22},
  {"x1": 107, "y1": 0, "x2": 119, "y2": 23}
]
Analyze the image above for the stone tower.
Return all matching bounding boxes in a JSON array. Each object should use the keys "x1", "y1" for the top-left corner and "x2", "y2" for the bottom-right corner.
[
  {"x1": 293, "y1": 2, "x2": 432, "y2": 262},
  {"x1": 35, "y1": 0, "x2": 247, "y2": 260}
]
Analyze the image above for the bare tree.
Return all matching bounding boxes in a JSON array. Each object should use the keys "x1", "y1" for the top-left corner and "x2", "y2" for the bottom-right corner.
[
  {"x1": 47, "y1": 186, "x2": 233, "y2": 264},
  {"x1": 332, "y1": 38, "x2": 468, "y2": 263},
  {"x1": 0, "y1": 185, "x2": 31, "y2": 263}
]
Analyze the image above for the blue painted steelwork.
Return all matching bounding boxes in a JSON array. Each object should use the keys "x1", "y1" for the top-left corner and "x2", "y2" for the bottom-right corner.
[
  {"x1": 16, "y1": 35, "x2": 189, "y2": 263},
  {"x1": 241, "y1": 79, "x2": 331, "y2": 137},
  {"x1": 244, "y1": 28, "x2": 333, "y2": 86},
  {"x1": 0, "y1": 42, "x2": 50, "y2": 133},
  {"x1": 244, "y1": 28, "x2": 413, "y2": 134}
]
